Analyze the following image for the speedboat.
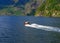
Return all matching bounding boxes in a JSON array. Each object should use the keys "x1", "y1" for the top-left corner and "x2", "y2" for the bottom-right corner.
[
  {"x1": 24, "y1": 21, "x2": 60, "y2": 32},
  {"x1": 24, "y1": 21, "x2": 52, "y2": 28},
  {"x1": 24, "y1": 21, "x2": 30, "y2": 25},
  {"x1": 24, "y1": 21, "x2": 38, "y2": 28}
]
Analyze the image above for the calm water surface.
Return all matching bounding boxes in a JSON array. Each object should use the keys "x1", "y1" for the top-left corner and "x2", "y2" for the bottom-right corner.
[{"x1": 0, "y1": 16, "x2": 60, "y2": 43}]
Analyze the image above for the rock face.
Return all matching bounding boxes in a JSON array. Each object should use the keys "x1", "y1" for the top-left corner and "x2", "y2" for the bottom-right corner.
[{"x1": 24, "y1": 0, "x2": 44, "y2": 15}]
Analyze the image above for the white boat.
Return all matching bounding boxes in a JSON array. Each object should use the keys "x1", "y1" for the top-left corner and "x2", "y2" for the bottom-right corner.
[{"x1": 24, "y1": 22, "x2": 60, "y2": 32}]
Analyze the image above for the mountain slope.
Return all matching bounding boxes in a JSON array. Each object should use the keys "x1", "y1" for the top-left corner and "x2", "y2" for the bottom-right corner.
[
  {"x1": 0, "y1": 0, "x2": 43, "y2": 16},
  {"x1": 35, "y1": 0, "x2": 60, "y2": 17}
]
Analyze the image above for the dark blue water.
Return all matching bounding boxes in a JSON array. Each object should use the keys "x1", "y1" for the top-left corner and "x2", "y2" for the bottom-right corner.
[
  {"x1": 0, "y1": 0, "x2": 29, "y2": 6},
  {"x1": 0, "y1": 0, "x2": 14, "y2": 5},
  {"x1": 0, "y1": 16, "x2": 60, "y2": 43}
]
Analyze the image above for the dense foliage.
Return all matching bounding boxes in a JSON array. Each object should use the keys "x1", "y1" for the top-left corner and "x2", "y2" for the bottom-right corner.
[
  {"x1": 0, "y1": 0, "x2": 60, "y2": 17},
  {"x1": 35, "y1": 0, "x2": 60, "y2": 17}
]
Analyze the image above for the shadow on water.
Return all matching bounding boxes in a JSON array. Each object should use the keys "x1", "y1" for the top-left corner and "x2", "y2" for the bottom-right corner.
[{"x1": 0, "y1": 16, "x2": 60, "y2": 43}]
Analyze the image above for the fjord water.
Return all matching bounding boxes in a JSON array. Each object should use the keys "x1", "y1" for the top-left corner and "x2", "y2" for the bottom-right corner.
[{"x1": 0, "y1": 16, "x2": 60, "y2": 43}]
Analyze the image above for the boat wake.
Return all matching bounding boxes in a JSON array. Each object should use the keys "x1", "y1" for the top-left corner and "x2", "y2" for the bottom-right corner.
[{"x1": 25, "y1": 23, "x2": 60, "y2": 32}]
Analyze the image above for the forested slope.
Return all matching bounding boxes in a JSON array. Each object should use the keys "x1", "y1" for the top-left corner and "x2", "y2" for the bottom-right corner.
[{"x1": 35, "y1": 0, "x2": 60, "y2": 17}]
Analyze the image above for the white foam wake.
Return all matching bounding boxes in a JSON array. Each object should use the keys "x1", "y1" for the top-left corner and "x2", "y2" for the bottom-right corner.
[{"x1": 25, "y1": 23, "x2": 60, "y2": 32}]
